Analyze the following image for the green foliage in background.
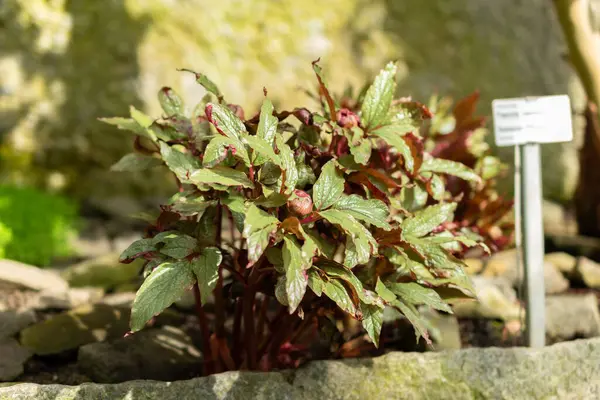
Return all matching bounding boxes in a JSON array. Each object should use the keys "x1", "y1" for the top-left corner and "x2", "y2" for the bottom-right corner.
[{"x1": 0, "y1": 186, "x2": 78, "y2": 266}]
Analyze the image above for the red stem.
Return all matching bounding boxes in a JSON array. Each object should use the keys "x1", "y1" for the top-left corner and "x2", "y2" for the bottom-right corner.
[
  {"x1": 227, "y1": 208, "x2": 236, "y2": 246},
  {"x1": 300, "y1": 213, "x2": 321, "y2": 224},
  {"x1": 193, "y1": 283, "x2": 214, "y2": 375},
  {"x1": 214, "y1": 204, "x2": 226, "y2": 338},
  {"x1": 256, "y1": 296, "x2": 269, "y2": 343},
  {"x1": 256, "y1": 306, "x2": 287, "y2": 363},
  {"x1": 268, "y1": 313, "x2": 297, "y2": 367},
  {"x1": 232, "y1": 299, "x2": 243, "y2": 367},
  {"x1": 243, "y1": 287, "x2": 258, "y2": 370}
]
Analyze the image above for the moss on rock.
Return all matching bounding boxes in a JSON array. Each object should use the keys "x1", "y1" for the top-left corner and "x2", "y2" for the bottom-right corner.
[{"x1": 2, "y1": 338, "x2": 600, "y2": 399}]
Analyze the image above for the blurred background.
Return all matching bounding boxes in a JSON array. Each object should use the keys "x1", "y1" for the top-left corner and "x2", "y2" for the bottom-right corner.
[
  {"x1": 0, "y1": 0, "x2": 589, "y2": 268},
  {"x1": 4, "y1": 1, "x2": 600, "y2": 383}
]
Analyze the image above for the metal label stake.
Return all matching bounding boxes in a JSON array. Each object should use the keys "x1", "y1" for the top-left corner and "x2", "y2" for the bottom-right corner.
[{"x1": 492, "y1": 95, "x2": 573, "y2": 347}]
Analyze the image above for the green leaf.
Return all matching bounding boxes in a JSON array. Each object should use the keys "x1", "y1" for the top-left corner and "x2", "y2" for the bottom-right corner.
[
  {"x1": 171, "y1": 197, "x2": 216, "y2": 217},
  {"x1": 266, "y1": 247, "x2": 284, "y2": 273},
  {"x1": 408, "y1": 238, "x2": 465, "y2": 271},
  {"x1": 275, "y1": 276, "x2": 289, "y2": 306},
  {"x1": 243, "y1": 204, "x2": 279, "y2": 264},
  {"x1": 371, "y1": 126, "x2": 415, "y2": 173},
  {"x1": 305, "y1": 229, "x2": 336, "y2": 259},
  {"x1": 197, "y1": 205, "x2": 217, "y2": 245},
  {"x1": 243, "y1": 204, "x2": 279, "y2": 237},
  {"x1": 393, "y1": 299, "x2": 431, "y2": 344},
  {"x1": 312, "y1": 160, "x2": 344, "y2": 210},
  {"x1": 111, "y1": 153, "x2": 163, "y2": 172},
  {"x1": 120, "y1": 238, "x2": 156, "y2": 261},
  {"x1": 420, "y1": 158, "x2": 481, "y2": 183},
  {"x1": 159, "y1": 233, "x2": 198, "y2": 259},
  {"x1": 401, "y1": 203, "x2": 457, "y2": 238},
  {"x1": 319, "y1": 209, "x2": 377, "y2": 266},
  {"x1": 318, "y1": 260, "x2": 370, "y2": 305},
  {"x1": 158, "y1": 87, "x2": 185, "y2": 116},
  {"x1": 275, "y1": 134, "x2": 298, "y2": 194},
  {"x1": 350, "y1": 139, "x2": 372, "y2": 165},
  {"x1": 131, "y1": 261, "x2": 194, "y2": 332},
  {"x1": 388, "y1": 282, "x2": 452, "y2": 313},
  {"x1": 247, "y1": 227, "x2": 275, "y2": 266},
  {"x1": 148, "y1": 121, "x2": 185, "y2": 142},
  {"x1": 427, "y1": 234, "x2": 480, "y2": 248},
  {"x1": 361, "y1": 303, "x2": 383, "y2": 347},
  {"x1": 259, "y1": 162, "x2": 281, "y2": 186},
  {"x1": 387, "y1": 101, "x2": 430, "y2": 130},
  {"x1": 307, "y1": 269, "x2": 324, "y2": 296},
  {"x1": 323, "y1": 278, "x2": 359, "y2": 317},
  {"x1": 333, "y1": 195, "x2": 390, "y2": 230},
  {"x1": 427, "y1": 174, "x2": 446, "y2": 201},
  {"x1": 222, "y1": 194, "x2": 247, "y2": 232},
  {"x1": 152, "y1": 230, "x2": 180, "y2": 243},
  {"x1": 207, "y1": 103, "x2": 247, "y2": 142},
  {"x1": 194, "y1": 72, "x2": 222, "y2": 100},
  {"x1": 257, "y1": 98, "x2": 278, "y2": 142},
  {"x1": 190, "y1": 167, "x2": 253, "y2": 188},
  {"x1": 245, "y1": 135, "x2": 280, "y2": 166},
  {"x1": 203, "y1": 136, "x2": 249, "y2": 167},
  {"x1": 375, "y1": 278, "x2": 396, "y2": 303},
  {"x1": 283, "y1": 236, "x2": 309, "y2": 312},
  {"x1": 255, "y1": 193, "x2": 289, "y2": 208},
  {"x1": 400, "y1": 182, "x2": 428, "y2": 212},
  {"x1": 130, "y1": 106, "x2": 154, "y2": 128},
  {"x1": 99, "y1": 116, "x2": 156, "y2": 141},
  {"x1": 159, "y1": 142, "x2": 201, "y2": 181},
  {"x1": 190, "y1": 247, "x2": 222, "y2": 305},
  {"x1": 295, "y1": 155, "x2": 316, "y2": 189},
  {"x1": 343, "y1": 237, "x2": 362, "y2": 269},
  {"x1": 361, "y1": 62, "x2": 397, "y2": 130}
]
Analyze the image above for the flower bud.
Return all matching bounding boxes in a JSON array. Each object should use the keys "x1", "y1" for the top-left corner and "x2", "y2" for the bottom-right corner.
[
  {"x1": 336, "y1": 108, "x2": 360, "y2": 129},
  {"x1": 287, "y1": 190, "x2": 313, "y2": 216}
]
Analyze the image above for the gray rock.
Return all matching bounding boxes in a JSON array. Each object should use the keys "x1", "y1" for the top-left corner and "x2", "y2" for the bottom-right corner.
[
  {"x1": 2, "y1": 338, "x2": 600, "y2": 399},
  {"x1": 543, "y1": 260, "x2": 570, "y2": 294},
  {"x1": 35, "y1": 287, "x2": 105, "y2": 309},
  {"x1": 546, "y1": 294, "x2": 600, "y2": 341},
  {"x1": 577, "y1": 257, "x2": 600, "y2": 289},
  {"x1": 60, "y1": 253, "x2": 143, "y2": 290},
  {"x1": 0, "y1": 338, "x2": 31, "y2": 382},
  {"x1": 421, "y1": 308, "x2": 461, "y2": 351},
  {"x1": 453, "y1": 276, "x2": 521, "y2": 321},
  {"x1": 19, "y1": 304, "x2": 131, "y2": 355},
  {"x1": 78, "y1": 326, "x2": 202, "y2": 383},
  {"x1": 545, "y1": 252, "x2": 577, "y2": 275},
  {"x1": 100, "y1": 292, "x2": 136, "y2": 308},
  {"x1": 0, "y1": 289, "x2": 39, "y2": 311},
  {"x1": 481, "y1": 248, "x2": 520, "y2": 283},
  {"x1": 0, "y1": 310, "x2": 35, "y2": 339},
  {"x1": 0, "y1": 287, "x2": 104, "y2": 312},
  {"x1": 546, "y1": 234, "x2": 600, "y2": 260},
  {"x1": 482, "y1": 249, "x2": 569, "y2": 293},
  {"x1": 542, "y1": 200, "x2": 577, "y2": 236},
  {"x1": 0, "y1": 260, "x2": 68, "y2": 292}
]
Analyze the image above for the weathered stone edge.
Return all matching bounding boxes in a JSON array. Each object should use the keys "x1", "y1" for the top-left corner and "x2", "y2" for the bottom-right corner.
[{"x1": 1, "y1": 338, "x2": 599, "y2": 400}]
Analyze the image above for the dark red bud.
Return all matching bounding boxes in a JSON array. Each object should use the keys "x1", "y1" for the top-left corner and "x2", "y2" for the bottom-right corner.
[
  {"x1": 287, "y1": 190, "x2": 313, "y2": 216},
  {"x1": 227, "y1": 104, "x2": 245, "y2": 120},
  {"x1": 205, "y1": 104, "x2": 214, "y2": 122},
  {"x1": 336, "y1": 108, "x2": 360, "y2": 128}
]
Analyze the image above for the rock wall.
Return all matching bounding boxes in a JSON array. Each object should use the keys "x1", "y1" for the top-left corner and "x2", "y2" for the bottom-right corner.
[
  {"x1": 0, "y1": 0, "x2": 586, "y2": 203},
  {"x1": 2, "y1": 338, "x2": 600, "y2": 399}
]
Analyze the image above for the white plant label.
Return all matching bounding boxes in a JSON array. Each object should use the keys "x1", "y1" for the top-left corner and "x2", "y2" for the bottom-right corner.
[{"x1": 492, "y1": 95, "x2": 573, "y2": 147}]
